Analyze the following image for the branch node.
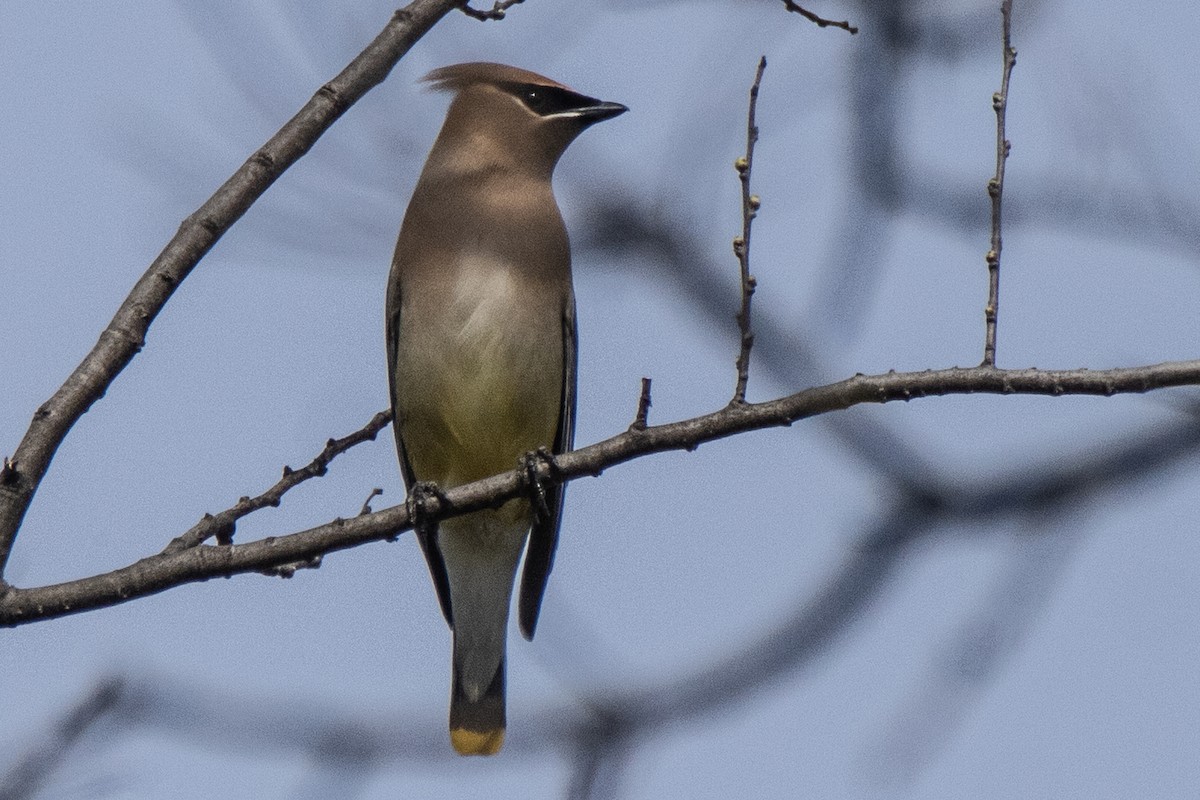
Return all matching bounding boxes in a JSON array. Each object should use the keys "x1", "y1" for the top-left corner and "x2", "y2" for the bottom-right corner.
[
  {"x1": 260, "y1": 555, "x2": 322, "y2": 578},
  {"x1": 250, "y1": 149, "x2": 277, "y2": 173},
  {"x1": 359, "y1": 487, "x2": 383, "y2": 516},
  {"x1": 315, "y1": 83, "x2": 348, "y2": 115},
  {"x1": 459, "y1": 0, "x2": 523, "y2": 21},
  {"x1": 213, "y1": 517, "x2": 236, "y2": 547},
  {"x1": 0, "y1": 458, "x2": 17, "y2": 487}
]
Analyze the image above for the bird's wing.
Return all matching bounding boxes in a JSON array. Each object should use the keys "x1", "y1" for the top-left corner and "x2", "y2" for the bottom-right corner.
[
  {"x1": 518, "y1": 297, "x2": 577, "y2": 640},
  {"x1": 387, "y1": 271, "x2": 454, "y2": 628}
]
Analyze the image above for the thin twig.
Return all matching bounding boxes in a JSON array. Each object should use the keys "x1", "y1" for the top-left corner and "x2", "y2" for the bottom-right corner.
[
  {"x1": 982, "y1": 0, "x2": 1017, "y2": 367},
  {"x1": 630, "y1": 378, "x2": 653, "y2": 431},
  {"x1": 459, "y1": 0, "x2": 524, "y2": 21},
  {"x1": 732, "y1": 57, "x2": 767, "y2": 405},
  {"x1": 4, "y1": 359, "x2": 1200, "y2": 627},
  {"x1": 0, "y1": 0, "x2": 464, "y2": 581},
  {"x1": 780, "y1": 0, "x2": 858, "y2": 34},
  {"x1": 583, "y1": 196, "x2": 937, "y2": 495},
  {"x1": 358, "y1": 488, "x2": 384, "y2": 516},
  {"x1": 162, "y1": 411, "x2": 392, "y2": 554}
]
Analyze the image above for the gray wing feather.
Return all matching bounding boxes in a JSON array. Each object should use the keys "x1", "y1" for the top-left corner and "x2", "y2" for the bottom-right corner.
[
  {"x1": 518, "y1": 298, "x2": 576, "y2": 640},
  {"x1": 386, "y1": 272, "x2": 454, "y2": 628}
]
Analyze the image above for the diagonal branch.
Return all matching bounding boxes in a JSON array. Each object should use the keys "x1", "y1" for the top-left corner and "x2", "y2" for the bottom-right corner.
[
  {"x1": 0, "y1": 0, "x2": 464, "y2": 580},
  {"x1": 2, "y1": 359, "x2": 1199, "y2": 627}
]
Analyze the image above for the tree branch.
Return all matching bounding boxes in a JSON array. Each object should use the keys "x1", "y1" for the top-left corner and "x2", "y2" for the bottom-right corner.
[
  {"x1": 162, "y1": 411, "x2": 392, "y2": 554},
  {"x1": 0, "y1": 0, "x2": 464, "y2": 581},
  {"x1": 732, "y1": 57, "x2": 766, "y2": 405},
  {"x1": 982, "y1": 0, "x2": 1016, "y2": 367},
  {"x1": 780, "y1": 1, "x2": 859, "y2": 34},
  {"x1": 3, "y1": 360, "x2": 1199, "y2": 627},
  {"x1": 25, "y1": 385, "x2": 1200, "y2": 773}
]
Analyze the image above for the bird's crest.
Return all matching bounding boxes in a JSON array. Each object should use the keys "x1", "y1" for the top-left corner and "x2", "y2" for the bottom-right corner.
[{"x1": 424, "y1": 62, "x2": 572, "y2": 94}]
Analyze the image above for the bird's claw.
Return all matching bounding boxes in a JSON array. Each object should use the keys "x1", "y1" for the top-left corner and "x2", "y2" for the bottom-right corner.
[
  {"x1": 520, "y1": 448, "x2": 556, "y2": 524},
  {"x1": 406, "y1": 480, "x2": 446, "y2": 540}
]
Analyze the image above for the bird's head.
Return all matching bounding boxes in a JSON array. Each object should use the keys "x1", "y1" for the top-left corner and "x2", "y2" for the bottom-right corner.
[{"x1": 423, "y1": 62, "x2": 627, "y2": 179}]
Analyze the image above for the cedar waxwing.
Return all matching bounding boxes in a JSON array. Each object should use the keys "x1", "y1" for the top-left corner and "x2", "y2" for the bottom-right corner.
[{"x1": 386, "y1": 63, "x2": 626, "y2": 756}]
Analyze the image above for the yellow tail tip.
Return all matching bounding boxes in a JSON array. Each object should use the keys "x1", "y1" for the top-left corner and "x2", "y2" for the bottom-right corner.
[{"x1": 451, "y1": 727, "x2": 505, "y2": 756}]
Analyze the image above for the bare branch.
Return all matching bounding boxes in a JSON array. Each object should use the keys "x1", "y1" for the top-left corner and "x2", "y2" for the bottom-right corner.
[
  {"x1": 45, "y1": 396, "x2": 1200, "y2": 773},
  {"x1": 982, "y1": 0, "x2": 1017, "y2": 367},
  {"x1": 161, "y1": 411, "x2": 391, "y2": 554},
  {"x1": 3, "y1": 360, "x2": 1200, "y2": 627},
  {"x1": 0, "y1": 0, "x2": 464, "y2": 581},
  {"x1": 780, "y1": 0, "x2": 859, "y2": 34},
  {"x1": 732, "y1": 57, "x2": 767, "y2": 405}
]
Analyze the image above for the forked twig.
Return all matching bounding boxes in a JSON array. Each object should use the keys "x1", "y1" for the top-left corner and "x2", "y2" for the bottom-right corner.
[{"x1": 162, "y1": 411, "x2": 392, "y2": 554}]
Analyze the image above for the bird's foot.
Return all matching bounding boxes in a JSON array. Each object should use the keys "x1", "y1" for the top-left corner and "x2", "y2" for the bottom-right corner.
[
  {"x1": 406, "y1": 480, "x2": 446, "y2": 541},
  {"x1": 520, "y1": 447, "x2": 557, "y2": 524}
]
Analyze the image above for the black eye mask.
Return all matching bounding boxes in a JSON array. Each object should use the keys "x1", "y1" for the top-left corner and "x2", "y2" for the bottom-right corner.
[{"x1": 502, "y1": 81, "x2": 600, "y2": 117}]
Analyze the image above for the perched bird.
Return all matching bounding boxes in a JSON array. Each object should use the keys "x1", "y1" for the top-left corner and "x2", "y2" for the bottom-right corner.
[{"x1": 386, "y1": 63, "x2": 626, "y2": 756}]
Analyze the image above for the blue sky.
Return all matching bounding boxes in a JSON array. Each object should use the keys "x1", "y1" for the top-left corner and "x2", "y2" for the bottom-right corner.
[{"x1": 2, "y1": 1, "x2": 1199, "y2": 798}]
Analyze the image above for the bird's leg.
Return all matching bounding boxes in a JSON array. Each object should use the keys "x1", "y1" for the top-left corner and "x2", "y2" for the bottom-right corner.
[
  {"x1": 520, "y1": 447, "x2": 557, "y2": 524},
  {"x1": 406, "y1": 480, "x2": 446, "y2": 542}
]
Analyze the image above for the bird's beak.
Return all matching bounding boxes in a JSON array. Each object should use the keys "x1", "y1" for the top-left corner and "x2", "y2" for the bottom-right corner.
[{"x1": 573, "y1": 100, "x2": 628, "y2": 124}]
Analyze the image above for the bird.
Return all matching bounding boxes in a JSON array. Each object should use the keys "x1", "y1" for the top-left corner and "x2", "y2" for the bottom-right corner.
[{"x1": 386, "y1": 62, "x2": 626, "y2": 756}]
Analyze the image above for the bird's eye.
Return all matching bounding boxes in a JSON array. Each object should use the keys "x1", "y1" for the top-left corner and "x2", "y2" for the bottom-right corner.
[{"x1": 522, "y1": 88, "x2": 549, "y2": 114}]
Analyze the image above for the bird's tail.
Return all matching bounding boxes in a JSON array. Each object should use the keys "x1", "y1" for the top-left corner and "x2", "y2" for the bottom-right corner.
[
  {"x1": 449, "y1": 640, "x2": 506, "y2": 756},
  {"x1": 441, "y1": 510, "x2": 526, "y2": 756}
]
